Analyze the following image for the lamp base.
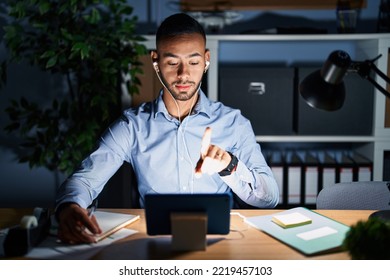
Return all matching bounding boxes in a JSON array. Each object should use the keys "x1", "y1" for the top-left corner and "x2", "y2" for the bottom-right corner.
[{"x1": 369, "y1": 210, "x2": 390, "y2": 221}]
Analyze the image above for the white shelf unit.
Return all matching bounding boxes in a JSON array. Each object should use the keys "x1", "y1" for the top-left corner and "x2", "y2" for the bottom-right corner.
[{"x1": 142, "y1": 34, "x2": 390, "y2": 181}]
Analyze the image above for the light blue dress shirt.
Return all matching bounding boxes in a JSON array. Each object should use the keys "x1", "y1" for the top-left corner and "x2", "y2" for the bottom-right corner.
[{"x1": 56, "y1": 90, "x2": 279, "y2": 208}]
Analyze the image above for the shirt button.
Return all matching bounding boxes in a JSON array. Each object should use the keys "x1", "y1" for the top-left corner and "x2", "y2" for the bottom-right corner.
[{"x1": 183, "y1": 186, "x2": 187, "y2": 190}]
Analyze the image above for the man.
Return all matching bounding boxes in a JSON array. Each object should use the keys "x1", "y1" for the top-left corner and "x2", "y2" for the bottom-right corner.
[{"x1": 55, "y1": 13, "x2": 279, "y2": 244}]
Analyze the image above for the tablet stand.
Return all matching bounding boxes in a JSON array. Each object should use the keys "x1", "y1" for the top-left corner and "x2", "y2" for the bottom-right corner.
[{"x1": 170, "y1": 212, "x2": 207, "y2": 251}]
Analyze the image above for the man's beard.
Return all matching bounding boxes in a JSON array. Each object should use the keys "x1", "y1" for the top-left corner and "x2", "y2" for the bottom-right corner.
[{"x1": 161, "y1": 74, "x2": 202, "y2": 101}]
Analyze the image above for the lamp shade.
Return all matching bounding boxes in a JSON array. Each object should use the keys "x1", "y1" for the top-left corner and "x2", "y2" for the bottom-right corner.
[
  {"x1": 299, "y1": 50, "x2": 351, "y2": 111},
  {"x1": 299, "y1": 69, "x2": 346, "y2": 111}
]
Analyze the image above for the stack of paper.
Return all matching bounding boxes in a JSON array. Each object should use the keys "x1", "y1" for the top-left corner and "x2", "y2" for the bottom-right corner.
[{"x1": 271, "y1": 212, "x2": 312, "y2": 228}]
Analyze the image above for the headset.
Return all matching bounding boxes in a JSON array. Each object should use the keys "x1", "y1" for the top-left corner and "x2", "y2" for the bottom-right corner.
[
  {"x1": 205, "y1": 60, "x2": 210, "y2": 72},
  {"x1": 152, "y1": 59, "x2": 210, "y2": 193},
  {"x1": 153, "y1": 61, "x2": 159, "y2": 72},
  {"x1": 152, "y1": 59, "x2": 209, "y2": 117}
]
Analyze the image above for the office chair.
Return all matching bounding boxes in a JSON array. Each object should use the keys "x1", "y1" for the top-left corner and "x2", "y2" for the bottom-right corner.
[{"x1": 316, "y1": 181, "x2": 390, "y2": 210}]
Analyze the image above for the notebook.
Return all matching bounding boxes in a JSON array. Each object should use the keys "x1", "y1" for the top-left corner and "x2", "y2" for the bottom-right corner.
[
  {"x1": 244, "y1": 207, "x2": 350, "y2": 256},
  {"x1": 89, "y1": 210, "x2": 140, "y2": 242}
]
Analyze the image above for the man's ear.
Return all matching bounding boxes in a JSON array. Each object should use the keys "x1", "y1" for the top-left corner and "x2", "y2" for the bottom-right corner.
[
  {"x1": 150, "y1": 50, "x2": 159, "y2": 72},
  {"x1": 150, "y1": 50, "x2": 158, "y2": 64}
]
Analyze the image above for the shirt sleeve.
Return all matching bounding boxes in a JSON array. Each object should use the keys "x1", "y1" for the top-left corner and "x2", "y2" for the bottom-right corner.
[
  {"x1": 55, "y1": 117, "x2": 130, "y2": 209},
  {"x1": 221, "y1": 160, "x2": 279, "y2": 208},
  {"x1": 219, "y1": 118, "x2": 279, "y2": 208}
]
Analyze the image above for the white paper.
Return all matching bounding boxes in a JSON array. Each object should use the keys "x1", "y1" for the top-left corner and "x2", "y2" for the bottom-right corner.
[
  {"x1": 305, "y1": 167, "x2": 318, "y2": 204},
  {"x1": 288, "y1": 167, "x2": 301, "y2": 204},
  {"x1": 271, "y1": 166, "x2": 284, "y2": 204},
  {"x1": 273, "y1": 212, "x2": 311, "y2": 226},
  {"x1": 322, "y1": 168, "x2": 336, "y2": 189},
  {"x1": 25, "y1": 228, "x2": 137, "y2": 259},
  {"x1": 358, "y1": 167, "x2": 371, "y2": 181},
  {"x1": 297, "y1": 226, "x2": 338, "y2": 241},
  {"x1": 339, "y1": 168, "x2": 353, "y2": 183}
]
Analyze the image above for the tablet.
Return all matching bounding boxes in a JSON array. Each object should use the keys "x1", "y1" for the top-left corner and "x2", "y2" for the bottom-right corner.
[{"x1": 144, "y1": 193, "x2": 232, "y2": 235}]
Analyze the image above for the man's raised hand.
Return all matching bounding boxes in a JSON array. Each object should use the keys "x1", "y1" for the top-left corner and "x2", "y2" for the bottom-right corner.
[{"x1": 195, "y1": 127, "x2": 230, "y2": 177}]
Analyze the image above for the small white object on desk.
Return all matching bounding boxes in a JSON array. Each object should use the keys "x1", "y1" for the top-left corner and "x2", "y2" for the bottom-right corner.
[{"x1": 272, "y1": 212, "x2": 312, "y2": 228}]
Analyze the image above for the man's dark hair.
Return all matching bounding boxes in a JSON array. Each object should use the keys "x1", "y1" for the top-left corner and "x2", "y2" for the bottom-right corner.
[{"x1": 156, "y1": 13, "x2": 206, "y2": 46}]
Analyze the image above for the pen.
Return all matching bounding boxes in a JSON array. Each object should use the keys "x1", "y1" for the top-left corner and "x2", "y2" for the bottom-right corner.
[
  {"x1": 88, "y1": 199, "x2": 98, "y2": 218},
  {"x1": 77, "y1": 199, "x2": 98, "y2": 235}
]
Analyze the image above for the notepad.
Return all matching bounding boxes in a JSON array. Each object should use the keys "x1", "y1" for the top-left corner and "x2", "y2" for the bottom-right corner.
[
  {"x1": 244, "y1": 207, "x2": 350, "y2": 256},
  {"x1": 91, "y1": 211, "x2": 140, "y2": 242},
  {"x1": 271, "y1": 212, "x2": 312, "y2": 228}
]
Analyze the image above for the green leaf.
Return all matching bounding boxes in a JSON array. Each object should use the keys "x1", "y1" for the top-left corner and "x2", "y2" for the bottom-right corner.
[
  {"x1": 32, "y1": 22, "x2": 48, "y2": 31},
  {"x1": 39, "y1": 2, "x2": 51, "y2": 15},
  {"x1": 46, "y1": 55, "x2": 58, "y2": 68},
  {"x1": 119, "y1": 6, "x2": 133, "y2": 15},
  {"x1": 71, "y1": 42, "x2": 90, "y2": 59},
  {"x1": 40, "y1": 50, "x2": 55, "y2": 59},
  {"x1": 90, "y1": 8, "x2": 101, "y2": 24},
  {"x1": 60, "y1": 28, "x2": 73, "y2": 41},
  {"x1": 3, "y1": 26, "x2": 18, "y2": 40},
  {"x1": 11, "y1": 2, "x2": 27, "y2": 18}
]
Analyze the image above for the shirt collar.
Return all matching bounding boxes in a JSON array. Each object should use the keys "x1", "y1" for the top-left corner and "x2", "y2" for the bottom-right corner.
[{"x1": 154, "y1": 89, "x2": 212, "y2": 119}]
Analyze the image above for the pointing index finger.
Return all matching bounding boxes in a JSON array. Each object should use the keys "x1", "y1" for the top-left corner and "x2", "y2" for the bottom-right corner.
[{"x1": 200, "y1": 127, "x2": 212, "y2": 157}]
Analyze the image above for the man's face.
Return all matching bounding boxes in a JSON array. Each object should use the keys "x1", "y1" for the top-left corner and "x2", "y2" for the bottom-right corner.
[{"x1": 153, "y1": 33, "x2": 210, "y2": 101}]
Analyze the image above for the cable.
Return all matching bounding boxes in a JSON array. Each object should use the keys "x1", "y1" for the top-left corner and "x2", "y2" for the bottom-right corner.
[
  {"x1": 180, "y1": 93, "x2": 198, "y2": 193},
  {"x1": 154, "y1": 65, "x2": 202, "y2": 193},
  {"x1": 230, "y1": 211, "x2": 247, "y2": 220},
  {"x1": 153, "y1": 66, "x2": 182, "y2": 122},
  {"x1": 227, "y1": 211, "x2": 250, "y2": 239}
]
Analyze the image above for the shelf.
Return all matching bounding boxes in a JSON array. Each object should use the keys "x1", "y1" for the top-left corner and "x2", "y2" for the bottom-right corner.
[
  {"x1": 141, "y1": 33, "x2": 390, "y2": 181},
  {"x1": 256, "y1": 136, "x2": 376, "y2": 143},
  {"x1": 180, "y1": 0, "x2": 367, "y2": 10},
  {"x1": 207, "y1": 33, "x2": 390, "y2": 41},
  {"x1": 143, "y1": 33, "x2": 390, "y2": 42}
]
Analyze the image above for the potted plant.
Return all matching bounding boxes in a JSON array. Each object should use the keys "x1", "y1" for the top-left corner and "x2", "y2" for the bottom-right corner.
[
  {"x1": 343, "y1": 217, "x2": 390, "y2": 259},
  {"x1": 0, "y1": 0, "x2": 147, "y2": 175}
]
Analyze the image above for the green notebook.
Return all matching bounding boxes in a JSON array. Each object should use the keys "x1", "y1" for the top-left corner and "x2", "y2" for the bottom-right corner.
[{"x1": 245, "y1": 207, "x2": 350, "y2": 256}]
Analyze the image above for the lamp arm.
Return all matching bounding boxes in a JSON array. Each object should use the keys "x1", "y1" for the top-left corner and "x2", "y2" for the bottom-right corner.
[
  {"x1": 352, "y1": 57, "x2": 390, "y2": 99},
  {"x1": 365, "y1": 75, "x2": 390, "y2": 99},
  {"x1": 367, "y1": 58, "x2": 390, "y2": 83}
]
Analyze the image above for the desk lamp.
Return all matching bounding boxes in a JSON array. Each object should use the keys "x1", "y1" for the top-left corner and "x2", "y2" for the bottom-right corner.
[
  {"x1": 299, "y1": 50, "x2": 390, "y2": 111},
  {"x1": 299, "y1": 51, "x2": 390, "y2": 221}
]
